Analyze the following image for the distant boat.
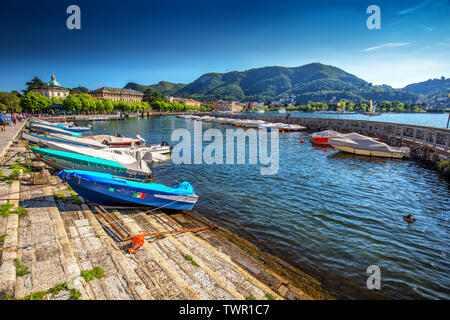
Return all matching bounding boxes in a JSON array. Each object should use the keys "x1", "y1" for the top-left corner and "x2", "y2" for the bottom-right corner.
[
  {"x1": 58, "y1": 170, "x2": 199, "y2": 210},
  {"x1": 30, "y1": 147, "x2": 152, "y2": 180},
  {"x1": 29, "y1": 122, "x2": 83, "y2": 137},
  {"x1": 278, "y1": 109, "x2": 286, "y2": 113},
  {"x1": 29, "y1": 120, "x2": 91, "y2": 132},
  {"x1": 363, "y1": 100, "x2": 381, "y2": 116},
  {"x1": 328, "y1": 133, "x2": 410, "y2": 158}
]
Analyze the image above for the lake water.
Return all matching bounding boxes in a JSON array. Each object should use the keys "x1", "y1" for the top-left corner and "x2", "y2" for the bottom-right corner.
[{"x1": 84, "y1": 113, "x2": 449, "y2": 299}]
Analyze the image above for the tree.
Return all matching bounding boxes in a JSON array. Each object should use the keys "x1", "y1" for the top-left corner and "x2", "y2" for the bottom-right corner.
[
  {"x1": 24, "y1": 76, "x2": 45, "y2": 92},
  {"x1": 19, "y1": 92, "x2": 51, "y2": 112},
  {"x1": 143, "y1": 88, "x2": 166, "y2": 104},
  {"x1": 0, "y1": 92, "x2": 21, "y2": 112}
]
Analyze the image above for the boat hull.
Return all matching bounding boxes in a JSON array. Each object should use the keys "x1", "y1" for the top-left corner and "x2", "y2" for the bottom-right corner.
[
  {"x1": 65, "y1": 176, "x2": 198, "y2": 210},
  {"x1": 331, "y1": 145, "x2": 404, "y2": 158}
]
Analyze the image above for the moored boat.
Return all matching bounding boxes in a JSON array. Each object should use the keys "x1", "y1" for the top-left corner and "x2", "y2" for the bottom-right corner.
[
  {"x1": 58, "y1": 170, "x2": 199, "y2": 210},
  {"x1": 30, "y1": 147, "x2": 152, "y2": 180},
  {"x1": 328, "y1": 133, "x2": 410, "y2": 158},
  {"x1": 85, "y1": 134, "x2": 145, "y2": 147},
  {"x1": 29, "y1": 122, "x2": 83, "y2": 137},
  {"x1": 22, "y1": 131, "x2": 108, "y2": 149},
  {"x1": 310, "y1": 130, "x2": 346, "y2": 145}
]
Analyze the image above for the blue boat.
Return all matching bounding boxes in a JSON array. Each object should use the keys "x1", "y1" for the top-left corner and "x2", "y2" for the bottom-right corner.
[
  {"x1": 29, "y1": 120, "x2": 91, "y2": 132},
  {"x1": 29, "y1": 122, "x2": 82, "y2": 137},
  {"x1": 58, "y1": 170, "x2": 199, "y2": 210}
]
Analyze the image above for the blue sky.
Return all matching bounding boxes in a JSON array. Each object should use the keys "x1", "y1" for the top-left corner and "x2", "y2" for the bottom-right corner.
[{"x1": 0, "y1": 0, "x2": 449, "y2": 92}]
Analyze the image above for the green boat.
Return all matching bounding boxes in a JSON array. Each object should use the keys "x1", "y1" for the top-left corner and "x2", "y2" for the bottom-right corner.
[{"x1": 30, "y1": 147, "x2": 152, "y2": 180}]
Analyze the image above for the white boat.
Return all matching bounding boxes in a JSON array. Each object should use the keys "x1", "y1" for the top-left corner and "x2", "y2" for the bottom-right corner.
[
  {"x1": 258, "y1": 122, "x2": 283, "y2": 130},
  {"x1": 241, "y1": 120, "x2": 265, "y2": 128},
  {"x1": 310, "y1": 130, "x2": 346, "y2": 145},
  {"x1": 87, "y1": 116, "x2": 109, "y2": 121},
  {"x1": 226, "y1": 119, "x2": 237, "y2": 125},
  {"x1": 257, "y1": 109, "x2": 265, "y2": 113},
  {"x1": 212, "y1": 117, "x2": 225, "y2": 123},
  {"x1": 44, "y1": 140, "x2": 170, "y2": 164},
  {"x1": 285, "y1": 124, "x2": 306, "y2": 132},
  {"x1": 29, "y1": 123, "x2": 83, "y2": 137},
  {"x1": 32, "y1": 143, "x2": 152, "y2": 179},
  {"x1": 328, "y1": 133, "x2": 410, "y2": 159},
  {"x1": 85, "y1": 134, "x2": 146, "y2": 147},
  {"x1": 278, "y1": 109, "x2": 286, "y2": 113},
  {"x1": 190, "y1": 115, "x2": 201, "y2": 120},
  {"x1": 218, "y1": 118, "x2": 230, "y2": 124},
  {"x1": 200, "y1": 116, "x2": 212, "y2": 121},
  {"x1": 22, "y1": 131, "x2": 108, "y2": 149}
]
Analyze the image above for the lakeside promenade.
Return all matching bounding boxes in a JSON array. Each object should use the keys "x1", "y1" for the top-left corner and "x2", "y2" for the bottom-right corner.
[{"x1": 0, "y1": 122, "x2": 26, "y2": 160}]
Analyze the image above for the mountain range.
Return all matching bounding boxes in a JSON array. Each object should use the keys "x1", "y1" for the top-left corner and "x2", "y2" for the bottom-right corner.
[{"x1": 124, "y1": 63, "x2": 449, "y2": 104}]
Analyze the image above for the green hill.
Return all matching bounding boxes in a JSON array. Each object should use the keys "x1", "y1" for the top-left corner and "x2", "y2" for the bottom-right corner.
[
  {"x1": 124, "y1": 81, "x2": 186, "y2": 96},
  {"x1": 402, "y1": 77, "x2": 450, "y2": 102},
  {"x1": 124, "y1": 63, "x2": 421, "y2": 103}
]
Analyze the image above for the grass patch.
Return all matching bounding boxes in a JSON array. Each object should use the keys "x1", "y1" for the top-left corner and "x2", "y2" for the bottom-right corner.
[
  {"x1": 80, "y1": 266, "x2": 105, "y2": 282},
  {"x1": 10, "y1": 163, "x2": 31, "y2": 173},
  {"x1": 184, "y1": 254, "x2": 199, "y2": 267},
  {"x1": 71, "y1": 192, "x2": 81, "y2": 206},
  {"x1": 1, "y1": 203, "x2": 15, "y2": 218},
  {"x1": 13, "y1": 206, "x2": 27, "y2": 218},
  {"x1": 438, "y1": 160, "x2": 450, "y2": 175},
  {"x1": 246, "y1": 294, "x2": 256, "y2": 300},
  {"x1": 13, "y1": 282, "x2": 82, "y2": 300},
  {"x1": 15, "y1": 259, "x2": 30, "y2": 276},
  {"x1": 0, "y1": 204, "x2": 27, "y2": 219},
  {"x1": 0, "y1": 233, "x2": 7, "y2": 247},
  {"x1": 265, "y1": 293, "x2": 275, "y2": 300}
]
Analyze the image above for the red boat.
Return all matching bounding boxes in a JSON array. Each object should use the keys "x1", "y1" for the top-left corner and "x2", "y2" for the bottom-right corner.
[{"x1": 310, "y1": 130, "x2": 346, "y2": 145}]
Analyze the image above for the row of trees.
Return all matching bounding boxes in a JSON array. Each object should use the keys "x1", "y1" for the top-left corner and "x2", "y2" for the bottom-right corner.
[
  {"x1": 0, "y1": 90, "x2": 206, "y2": 114},
  {"x1": 249, "y1": 100, "x2": 426, "y2": 113}
]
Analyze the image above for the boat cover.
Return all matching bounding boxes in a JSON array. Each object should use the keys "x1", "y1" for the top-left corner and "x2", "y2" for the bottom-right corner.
[
  {"x1": 311, "y1": 130, "x2": 345, "y2": 138},
  {"x1": 328, "y1": 133, "x2": 402, "y2": 152},
  {"x1": 58, "y1": 170, "x2": 195, "y2": 195},
  {"x1": 31, "y1": 146, "x2": 151, "y2": 175},
  {"x1": 29, "y1": 123, "x2": 82, "y2": 137},
  {"x1": 49, "y1": 133, "x2": 107, "y2": 148}
]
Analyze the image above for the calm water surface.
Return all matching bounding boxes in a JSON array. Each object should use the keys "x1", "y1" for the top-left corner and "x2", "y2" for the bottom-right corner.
[
  {"x1": 245, "y1": 111, "x2": 450, "y2": 128},
  {"x1": 85, "y1": 114, "x2": 449, "y2": 299}
]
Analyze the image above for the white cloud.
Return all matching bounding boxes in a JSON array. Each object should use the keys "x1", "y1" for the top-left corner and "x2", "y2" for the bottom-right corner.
[
  {"x1": 360, "y1": 43, "x2": 411, "y2": 52},
  {"x1": 397, "y1": 0, "x2": 433, "y2": 15}
]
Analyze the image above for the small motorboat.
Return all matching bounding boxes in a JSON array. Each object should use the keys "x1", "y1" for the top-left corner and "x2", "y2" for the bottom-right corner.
[
  {"x1": 278, "y1": 109, "x2": 286, "y2": 113},
  {"x1": 29, "y1": 122, "x2": 83, "y2": 137},
  {"x1": 328, "y1": 133, "x2": 410, "y2": 159},
  {"x1": 22, "y1": 131, "x2": 108, "y2": 149},
  {"x1": 85, "y1": 134, "x2": 145, "y2": 147},
  {"x1": 241, "y1": 120, "x2": 265, "y2": 128},
  {"x1": 58, "y1": 170, "x2": 199, "y2": 210},
  {"x1": 30, "y1": 120, "x2": 91, "y2": 132},
  {"x1": 310, "y1": 130, "x2": 346, "y2": 145},
  {"x1": 30, "y1": 147, "x2": 152, "y2": 180}
]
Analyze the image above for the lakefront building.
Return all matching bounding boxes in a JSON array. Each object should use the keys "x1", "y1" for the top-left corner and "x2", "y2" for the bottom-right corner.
[
  {"x1": 167, "y1": 97, "x2": 202, "y2": 107},
  {"x1": 31, "y1": 75, "x2": 70, "y2": 99},
  {"x1": 89, "y1": 87, "x2": 143, "y2": 102}
]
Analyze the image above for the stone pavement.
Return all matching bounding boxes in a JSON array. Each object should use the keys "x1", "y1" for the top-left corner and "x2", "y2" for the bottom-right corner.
[{"x1": 0, "y1": 121, "x2": 26, "y2": 160}]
